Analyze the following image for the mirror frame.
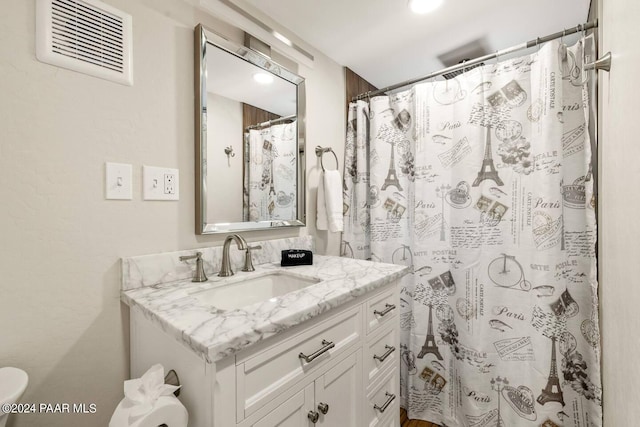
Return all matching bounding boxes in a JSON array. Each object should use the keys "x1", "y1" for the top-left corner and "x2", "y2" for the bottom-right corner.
[{"x1": 195, "y1": 24, "x2": 306, "y2": 235}]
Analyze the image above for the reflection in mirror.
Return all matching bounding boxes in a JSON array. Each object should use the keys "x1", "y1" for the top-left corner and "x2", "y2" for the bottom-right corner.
[
  {"x1": 243, "y1": 112, "x2": 297, "y2": 222},
  {"x1": 195, "y1": 24, "x2": 306, "y2": 234}
]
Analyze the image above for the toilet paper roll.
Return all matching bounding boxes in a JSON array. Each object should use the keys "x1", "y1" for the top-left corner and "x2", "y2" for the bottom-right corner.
[{"x1": 109, "y1": 395, "x2": 188, "y2": 427}]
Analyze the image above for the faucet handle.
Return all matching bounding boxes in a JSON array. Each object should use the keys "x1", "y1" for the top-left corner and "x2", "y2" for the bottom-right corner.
[
  {"x1": 179, "y1": 252, "x2": 208, "y2": 282},
  {"x1": 179, "y1": 251, "x2": 202, "y2": 262},
  {"x1": 242, "y1": 245, "x2": 262, "y2": 272}
]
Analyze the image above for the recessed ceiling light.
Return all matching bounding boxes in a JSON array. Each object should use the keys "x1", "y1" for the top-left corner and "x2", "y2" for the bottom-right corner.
[
  {"x1": 253, "y1": 73, "x2": 274, "y2": 84},
  {"x1": 408, "y1": 0, "x2": 443, "y2": 14}
]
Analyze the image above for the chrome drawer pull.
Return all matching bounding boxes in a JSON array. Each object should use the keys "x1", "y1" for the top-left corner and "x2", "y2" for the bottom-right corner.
[
  {"x1": 373, "y1": 345, "x2": 396, "y2": 362},
  {"x1": 373, "y1": 392, "x2": 396, "y2": 413},
  {"x1": 373, "y1": 303, "x2": 396, "y2": 317},
  {"x1": 299, "y1": 339, "x2": 335, "y2": 363}
]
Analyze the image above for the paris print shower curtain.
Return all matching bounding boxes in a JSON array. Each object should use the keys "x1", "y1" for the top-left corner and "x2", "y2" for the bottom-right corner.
[
  {"x1": 343, "y1": 38, "x2": 601, "y2": 426},
  {"x1": 245, "y1": 121, "x2": 297, "y2": 221}
]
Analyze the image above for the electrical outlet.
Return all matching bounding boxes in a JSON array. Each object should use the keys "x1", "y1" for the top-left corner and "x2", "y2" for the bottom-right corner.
[
  {"x1": 164, "y1": 173, "x2": 176, "y2": 194},
  {"x1": 143, "y1": 166, "x2": 179, "y2": 200}
]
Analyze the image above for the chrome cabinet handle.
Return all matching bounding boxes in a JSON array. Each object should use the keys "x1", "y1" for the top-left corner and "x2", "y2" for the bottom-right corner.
[
  {"x1": 374, "y1": 303, "x2": 396, "y2": 317},
  {"x1": 373, "y1": 345, "x2": 396, "y2": 362},
  {"x1": 299, "y1": 340, "x2": 335, "y2": 363},
  {"x1": 308, "y1": 411, "x2": 319, "y2": 423},
  {"x1": 373, "y1": 392, "x2": 396, "y2": 413},
  {"x1": 317, "y1": 402, "x2": 329, "y2": 414}
]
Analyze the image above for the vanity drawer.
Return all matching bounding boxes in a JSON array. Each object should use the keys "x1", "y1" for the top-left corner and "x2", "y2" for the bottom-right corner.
[
  {"x1": 236, "y1": 306, "x2": 362, "y2": 420},
  {"x1": 365, "y1": 323, "x2": 399, "y2": 390},
  {"x1": 366, "y1": 367, "x2": 399, "y2": 427},
  {"x1": 366, "y1": 288, "x2": 398, "y2": 335}
]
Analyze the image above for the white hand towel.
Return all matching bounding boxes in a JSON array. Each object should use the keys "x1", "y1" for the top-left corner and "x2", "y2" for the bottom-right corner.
[
  {"x1": 323, "y1": 169, "x2": 344, "y2": 233},
  {"x1": 316, "y1": 171, "x2": 328, "y2": 231}
]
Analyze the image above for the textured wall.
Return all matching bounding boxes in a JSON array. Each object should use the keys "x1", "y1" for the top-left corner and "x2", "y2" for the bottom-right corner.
[{"x1": 0, "y1": 0, "x2": 344, "y2": 425}]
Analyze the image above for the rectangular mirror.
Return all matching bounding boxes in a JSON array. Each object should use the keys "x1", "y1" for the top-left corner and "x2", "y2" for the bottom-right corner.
[{"x1": 195, "y1": 24, "x2": 306, "y2": 234}]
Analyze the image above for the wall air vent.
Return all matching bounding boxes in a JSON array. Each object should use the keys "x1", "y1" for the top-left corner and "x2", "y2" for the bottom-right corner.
[
  {"x1": 438, "y1": 38, "x2": 489, "y2": 80},
  {"x1": 36, "y1": 0, "x2": 133, "y2": 85}
]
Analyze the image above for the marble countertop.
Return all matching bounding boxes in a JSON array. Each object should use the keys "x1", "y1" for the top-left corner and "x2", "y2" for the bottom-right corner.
[{"x1": 121, "y1": 256, "x2": 409, "y2": 363}]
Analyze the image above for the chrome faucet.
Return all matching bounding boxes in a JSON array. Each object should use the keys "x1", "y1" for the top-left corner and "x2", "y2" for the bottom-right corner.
[
  {"x1": 219, "y1": 234, "x2": 248, "y2": 277},
  {"x1": 179, "y1": 252, "x2": 208, "y2": 282}
]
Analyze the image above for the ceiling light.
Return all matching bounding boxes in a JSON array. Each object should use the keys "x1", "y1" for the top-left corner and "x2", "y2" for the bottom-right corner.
[
  {"x1": 408, "y1": 0, "x2": 443, "y2": 14},
  {"x1": 253, "y1": 73, "x2": 274, "y2": 84}
]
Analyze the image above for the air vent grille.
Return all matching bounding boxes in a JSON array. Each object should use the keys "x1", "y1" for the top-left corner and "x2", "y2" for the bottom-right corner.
[
  {"x1": 36, "y1": 0, "x2": 133, "y2": 85},
  {"x1": 438, "y1": 38, "x2": 489, "y2": 80},
  {"x1": 442, "y1": 62, "x2": 484, "y2": 80}
]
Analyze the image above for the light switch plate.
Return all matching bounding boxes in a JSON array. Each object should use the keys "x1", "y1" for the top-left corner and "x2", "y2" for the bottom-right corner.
[
  {"x1": 143, "y1": 165, "x2": 179, "y2": 200},
  {"x1": 105, "y1": 162, "x2": 132, "y2": 200}
]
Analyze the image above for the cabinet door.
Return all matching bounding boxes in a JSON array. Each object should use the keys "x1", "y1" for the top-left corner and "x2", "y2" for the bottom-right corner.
[
  {"x1": 314, "y1": 350, "x2": 363, "y2": 426},
  {"x1": 238, "y1": 306, "x2": 362, "y2": 419},
  {"x1": 252, "y1": 384, "x2": 314, "y2": 427}
]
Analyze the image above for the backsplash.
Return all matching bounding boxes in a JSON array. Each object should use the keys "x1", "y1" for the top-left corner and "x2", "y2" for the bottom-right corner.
[{"x1": 121, "y1": 235, "x2": 315, "y2": 290}]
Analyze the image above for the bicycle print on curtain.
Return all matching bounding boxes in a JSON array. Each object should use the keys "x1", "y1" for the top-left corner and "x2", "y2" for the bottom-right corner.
[{"x1": 343, "y1": 38, "x2": 601, "y2": 427}]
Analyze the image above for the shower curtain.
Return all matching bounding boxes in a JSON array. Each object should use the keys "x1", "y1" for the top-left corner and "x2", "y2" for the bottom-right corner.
[
  {"x1": 343, "y1": 38, "x2": 601, "y2": 426},
  {"x1": 245, "y1": 121, "x2": 297, "y2": 221}
]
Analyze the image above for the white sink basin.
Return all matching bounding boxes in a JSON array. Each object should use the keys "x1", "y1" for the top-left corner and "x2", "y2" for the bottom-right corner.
[{"x1": 192, "y1": 271, "x2": 321, "y2": 311}]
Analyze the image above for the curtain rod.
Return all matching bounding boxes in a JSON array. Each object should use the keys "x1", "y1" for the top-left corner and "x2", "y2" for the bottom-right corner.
[
  {"x1": 353, "y1": 20, "x2": 598, "y2": 101},
  {"x1": 246, "y1": 114, "x2": 296, "y2": 130}
]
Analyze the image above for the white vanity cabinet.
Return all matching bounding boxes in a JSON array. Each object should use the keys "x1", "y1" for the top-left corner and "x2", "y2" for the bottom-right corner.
[
  {"x1": 129, "y1": 280, "x2": 400, "y2": 427},
  {"x1": 244, "y1": 350, "x2": 362, "y2": 427}
]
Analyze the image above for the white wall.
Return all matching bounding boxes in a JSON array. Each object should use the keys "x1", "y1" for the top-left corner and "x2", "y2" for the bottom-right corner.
[
  {"x1": 598, "y1": 0, "x2": 640, "y2": 424},
  {"x1": 0, "y1": 0, "x2": 344, "y2": 425},
  {"x1": 206, "y1": 92, "x2": 244, "y2": 222}
]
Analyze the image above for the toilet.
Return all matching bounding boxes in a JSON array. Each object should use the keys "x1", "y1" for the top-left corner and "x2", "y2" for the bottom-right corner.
[{"x1": 0, "y1": 368, "x2": 29, "y2": 427}]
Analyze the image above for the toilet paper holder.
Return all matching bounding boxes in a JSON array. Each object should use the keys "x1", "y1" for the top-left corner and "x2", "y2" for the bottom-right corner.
[
  {"x1": 156, "y1": 369, "x2": 181, "y2": 427},
  {"x1": 164, "y1": 369, "x2": 180, "y2": 397}
]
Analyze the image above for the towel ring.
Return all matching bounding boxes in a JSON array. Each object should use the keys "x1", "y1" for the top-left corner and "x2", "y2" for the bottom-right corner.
[{"x1": 315, "y1": 146, "x2": 339, "y2": 172}]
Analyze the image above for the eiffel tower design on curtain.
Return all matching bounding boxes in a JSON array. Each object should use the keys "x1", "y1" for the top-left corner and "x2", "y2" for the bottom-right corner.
[
  {"x1": 381, "y1": 139, "x2": 403, "y2": 191},
  {"x1": 473, "y1": 126, "x2": 504, "y2": 187},
  {"x1": 537, "y1": 336, "x2": 565, "y2": 406},
  {"x1": 417, "y1": 304, "x2": 443, "y2": 360}
]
